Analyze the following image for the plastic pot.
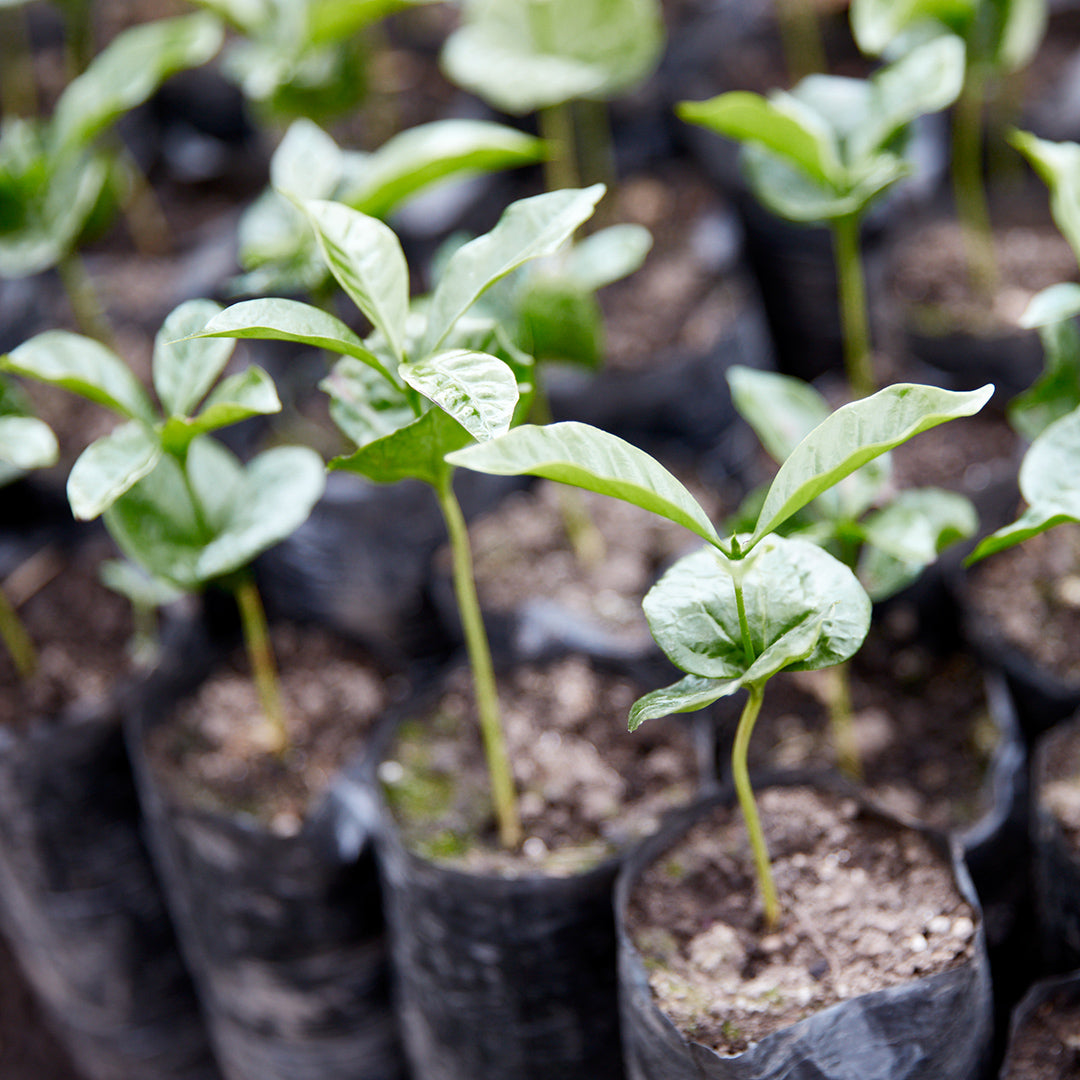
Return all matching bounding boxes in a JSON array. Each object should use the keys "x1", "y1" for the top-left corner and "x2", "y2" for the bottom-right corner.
[
  {"x1": 998, "y1": 968, "x2": 1080, "y2": 1078},
  {"x1": 124, "y1": 618, "x2": 409, "y2": 1080},
  {"x1": 616, "y1": 779, "x2": 995, "y2": 1080}
]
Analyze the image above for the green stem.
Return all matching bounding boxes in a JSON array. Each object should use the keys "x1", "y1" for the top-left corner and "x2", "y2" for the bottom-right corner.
[
  {"x1": 233, "y1": 575, "x2": 287, "y2": 756},
  {"x1": 435, "y1": 471, "x2": 522, "y2": 850},
  {"x1": 775, "y1": 0, "x2": 826, "y2": 83},
  {"x1": 0, "y1": 6, "x2": 38, "y2": 118},
  {"x1": 732, "y1": 682, "x2": 779, "y2": 928},
  {"x1": 831, "y1": 213, "x2": 875, "y2": 399},
  {"x1": 734, "y1": 577, "x2": 755, "y2": 667},
  {"x1": 57, "y1": 252, "x2": 114, "y2": 347},
  {"x1": 825, "y1": 661, "x2": 861, "y2": 780},
  {"x1": 539, "y1": 101, "x2": 581, "y2": 193},
  {"x1": 115, "y1": 143, "x2": 171, "y2": 255},
  {"x1": 0, "y1": 584, "x2": 36, "y2": 681},
  {"x1": 573, "y1": 98, "x2": 616, "y2": 224},
  {"x1": 952, "y1": 68, "x2": 997, "y2": 299}
]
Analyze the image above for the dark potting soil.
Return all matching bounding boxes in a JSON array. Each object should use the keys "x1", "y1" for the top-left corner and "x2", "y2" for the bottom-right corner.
[
  {"x1": 626, "y1": 785, "x2": 978, "y2": 1056},
  {"x1": 967, "y1": 523, "x2": 1080, "y2": 689},
  {"x1": 1036, "y1": 715, "x2": 1080, "y2": 850},
  {"x1": 0, "y1": 539, "x2": 134, "y2": 728},
  {"x1": 1000, "y1": 979, "x2": 1080, "y2": 1080},
  {"x1": 381, "y1": 655, "x2": 702, "y2": 874},
  {"x1": 144, "y1": 623, "x2": 404, "y2": 831}
]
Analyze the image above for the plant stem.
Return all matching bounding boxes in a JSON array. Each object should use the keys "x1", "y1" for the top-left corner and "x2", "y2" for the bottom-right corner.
[
  {"x1": 825, "y1": 661, "x2": 861, "y2": 780},
  {"x1": 539, "y1": 102, "x2": 581, "y2": 193},
  {"x1": 775, "y1": 0, "x2": 826, "y2": 83},
  {"x1": 57, "y1": 252, "x2": 114, "y2": 347},
  {"x1": 734, "y1": 577, "x2": 755, "y2": 667},
  {"x1": 0, "y1": 584, "x2": 36, "y2": 681},
  {"x1": 0, "y1": 6, "x2": 38, "y2": 118},
  {"x1": 436, "y1": 471, "x2": 522, "y2": 850},
  {"x1": 732, "y1": 682, "x2": 779, "y2": 928},
  {"x1": 952, "y1": 68, "x2": 997, "y2": 299},
  {"x1": 233, "y1": 575, "x2": 288, "y2": 756},
  {"x1": 831, "y1": 213, "x2": 875, "y2": 399}
]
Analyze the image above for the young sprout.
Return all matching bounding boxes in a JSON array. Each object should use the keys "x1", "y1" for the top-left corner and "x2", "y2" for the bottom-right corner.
[
  {"x1": 193, "y1": 185, "x2": 606, "y2": 849},
  {"x1": 677, "y1": 35, "x2": 965, "y2": 398},
  {"x1": 448, "y1": 381, "x2": 992, "y2": 925},
  {"x1": 850, "y1": 0, "x2": 1048, "y2": 297},
  {"x1": 1, "y1": 300, "x2": 326, "y2": 753}
]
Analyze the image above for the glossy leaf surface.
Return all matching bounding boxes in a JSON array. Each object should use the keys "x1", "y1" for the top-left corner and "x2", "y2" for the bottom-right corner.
[
  {"x1": 154, "y1": 299, "x2": 233, "y2": 417},
  {"x1": 68, "y1": 421, "x2": 162, "y2": 520}
]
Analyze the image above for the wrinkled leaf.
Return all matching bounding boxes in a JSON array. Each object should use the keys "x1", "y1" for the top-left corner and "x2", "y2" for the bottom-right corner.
[
  {"x1": 422, "y1": 185, "x2": 604, "y2": 356},
  {"x1": 0, "y1": 415, "x2": 57, "y2": 470},
  {"x1": 154, "y1": 298, "x2": 231, "y2": 417},
  {"x1": 750, "y1": 382, "x2": 993, "y2": 547},
  {"x1": 67, "y1": 421, "x2": 162, "y2": 520},
  {"x1": 447, "y1": 420, "x2": 722, "y2": 547},
  {"x1": 400, "y1": 349, "x2": 518, "y2": 441},
  {"x1": 3, "y1": 331, "x2": 156, "y2": 422}
]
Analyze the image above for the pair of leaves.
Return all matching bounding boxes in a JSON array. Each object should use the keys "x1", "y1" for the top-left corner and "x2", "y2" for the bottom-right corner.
[
  {"x1": 676, "y1": 35, "x2": 964, "y2": 224},
  {"x1": 440, "y1": 0, "x2": 664, "y2": 114},
  {"x1": 448, "y1": 381, "x2": 992, "y2": 722}
]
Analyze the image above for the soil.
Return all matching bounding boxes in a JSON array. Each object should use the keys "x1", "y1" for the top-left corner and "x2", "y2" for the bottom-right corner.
[
  {"x1": 381, "y1": 654, "x2": 702, "y2": 875},
  {"x1": 1035, "y1": 714, "x2": 1080, "y2": 850},
  {"x1": 145, "y1": 622, "x2": 405, "y2": 833},
  {"x1": 0, "y1": 536, "x2": 134, "y2": 728},
  {"x1": 966, "y1": 523, "x2": 1080, "y2": 687},
  {"x1": 626, "y1": 784, "x2": 978, "y2": 1056},
  {"x1": 1000, "y1": 979, "x2": 1080, "y2": 1080}
]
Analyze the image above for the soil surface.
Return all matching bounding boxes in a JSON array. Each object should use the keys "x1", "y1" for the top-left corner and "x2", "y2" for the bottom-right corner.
[
  {"x1": 1000, "y1": 979, "x2": 1080, "y2": 1080},
  {"x1": 145, "y1": 622, "x2": 403, "y2": 833},
  {"x1": 626, "y1": 784, "x2": 978, "y2": 1055},
  {"x1": 1035, "y1": 714, "x2": 1080, "y2": 849},
  {"x1": 381, "y1": 654, "x2": 703, "y2": 875}
]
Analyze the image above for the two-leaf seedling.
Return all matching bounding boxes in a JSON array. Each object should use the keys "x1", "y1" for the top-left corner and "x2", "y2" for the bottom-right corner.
[
  {"x1": 2, "y1": 299, "x2": 326, "y2": 752},
  {"x1": 449, "y1": 381, "x2": 992, "y2": 924}
]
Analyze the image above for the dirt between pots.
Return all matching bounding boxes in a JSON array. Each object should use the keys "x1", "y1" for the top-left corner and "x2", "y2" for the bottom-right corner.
[
  {"x1": 1001, "y1": 985, "x2": 1080, "y2": 1080},
  {"x1": 627, "y1": 785, "x2": 978, "y2": 1056},
  {"x1": 1036, "y1": 715, "x2": 1080, "y2": 851},
  {"x1": 145, "y1": 622, "x2": 404, "y2": 833},
  {"x1": 0, "y1": 537, "x2": 133, "y2": 728},
  {"x1": 380, "y1": 655, "x2": 702, "y2": 875},
  {"x1": 967, "y1": 523, "x2": 1080, "y2": 688}
]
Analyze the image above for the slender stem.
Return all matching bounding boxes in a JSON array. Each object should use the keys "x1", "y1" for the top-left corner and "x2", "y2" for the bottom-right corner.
[
  {"x1": 435, "y1": 471, "x2": 522, "y2": 850},
  {"x1": 734, "y1": 578, "x2": 755, "y2": 667},
  {"x1": 825, "y1": 661, "x2": 861, "y2": 780},
  {"x1": 951, "y1": 68, "x2": 997, "y2": 299},
  {"x1": 0, "y1": 584, "x2": 37, "y2": 681},
  {"x1": 539, "y1": 102, "x2": 581, "y2": 193},
  {"x1": 732, "y1": 682, "x2": 779, "y2": 928},
  {"x1": 0, "y1": 6, "x2": 38, "y2": 118},
  {"x1": 57, "y1": 252, "x2": 114, "y2": 347},
  {"x1": 574, "y1": 98, "x2": 616, "y2": 228},
  {"x1": 233, "y1": 575, "x2": 287, "y2": 756},
  {"x1": 831, "y1": 213, "x2": 875, "y2": 399},
  {"x1": 775, "y1": 0, "x2": 826, "y2": 83},
  {"x1": 115, "y1": 143, "x2": 171, "y2": 256}
]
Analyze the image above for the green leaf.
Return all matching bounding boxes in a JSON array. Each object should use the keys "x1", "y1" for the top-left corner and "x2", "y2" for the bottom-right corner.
[
  {"x1": 1011, "y1": 130, "x2": 1080, "y2": 265},
  {"x1": 1020, "y1": 282, "x2": 1080, "y2": 328},
  {"x1": 440, "y1": 0, "x2": 665, "y2": 114},
  {"x1": 447, "y1": 420, "x2": 722, "y2": 547},
  {"x1": 3, "y1": 331, "x2": 156, "y2": 423},
  {"x1": 195, "y1": 446, "x2": 326, "y2": 581},
  {"x1": 849, "y1": 0, "x2": 928, "y2": 55},
  {"x1": 51, "y1": 13, "x2": 224, "y2": 154},
  {"x1": 154, "y1": 299, "x2": 232, "y2": 417},
  {"x1": 562, "y1": 223, "x2": 652, "y2": 291},
  {"x1": 421, "y1": 185, "x2": 605, "y2": 356},
  {"x1": 346, "y1": 119, "x2": 545, "y2": 220},
  {"x1": 998, "y1": 0, "x2": 1048, "y2": 72},
  {"x1": 750, "y1": 382, "x2": 994, "y2": 548},
  {"x1": 1010, "y1": 315, "x2": 1080, "y2": 441},
  {"x1": 516, "y1": 278, "x2": 603, "y2": 368},
  {"x1": 98, "y1": 558, "x2": 185, "y2": 608},
  {"x1": 303, "y1": 199, "x2": 410, "y2": 363},
  {"x1": 67, "y1": 421, "x2": 162, "y2": 520},
  {"x1": 160, "y1": 367, "x2": 282, "y2": 453},
  {"x1": 332, "y1": 404, "x2": 469, "y2": 486},
  {"x1": 186, "y1": 436, "x2": 243, "y2": 535},
  {"x1": 641, "y1": 537, "x2": 870, "y2": 680},
  {"x1": 400, "y1": 349, "x2": 518, "y2": 441},
  {"x1": 321, "y1": 356, "x2": 415, "y2": 448},
  {"x1": 628, "y1": 673, "x2": 743, "y2": 731},
  {"x1": 199, "y1": 298, "x2": 398, "y2": 384},
  {"x1": 0, "y1": 415, "x2": 57, "y2": 470},
  {"x1": 270, "y1": 118, "x2": 344, "y2": 200}
]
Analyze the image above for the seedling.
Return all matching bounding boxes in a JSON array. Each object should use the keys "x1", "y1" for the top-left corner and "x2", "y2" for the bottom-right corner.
[
  {"x1": 728, "y1": 365, "x2": 978, "y2": 775},
  {"x1": 235, "y1": 116, "x2": 545, "y2": 299},
  {"x1": 0, "y1": 378, "x2": 58, "y2": 679},
  {"x1": 440, "y1": 0, "x2": 664, "y2": 193},
  {"x1": 0, "y1": 12, "x2": 224, "y2": 339},
  {"x1": 850, "y1": 0, "x2": 1048, "y2": 296},
  {"x1": 1, "y1": 299, "x2": 326, "y2": 753},
  {"x1": 448, "y1": 381, "x2": 992, "y2": 925},
  {"x1": 677, "y1": 35, "x2": 965, "y2": 397},
  {"x1": 193, "y1": 184, "x2": 606, "y2": 849}
]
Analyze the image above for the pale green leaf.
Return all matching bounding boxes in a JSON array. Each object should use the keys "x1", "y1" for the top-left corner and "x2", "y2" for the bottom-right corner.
[
  {"x1": 1011, "y1": 130, "x2": 1080, "y2": 265},
  {"x1": 750, "y1": 382, "x2": 994, "y2": 547},
  {"x1": 0, "y1": 416, "x2": 57, "y2": 470},
  {"x1": 154, "y1": 298, "x2": 231, "y2": 417},
  {"x1": 186, "y1": 435, "x2": 244, "y2": 535},
  {"x1": 422, "y1": 185, "x2": 605, "y2": 356},
  {"x1": 400, "y1": 349, "x2": 518, "y2": 441},
  {"x1": 628, "y1": 673, "x2": 741, "y2": 732},
  {"x1": 98, "y1": 558, "x2": 185, "y2": 608},
  {"x1": 321, "y1": 356, "x2": 415, "y2": 448},
  {"x1": 563, "y1": 223, "x2": 652, "y2": 291},
  {"x1": 67, "y1": 422, "x2": 162, "y2": 520},
  {"x1": 3, "y1": 331, "x2": 156, "y2": 422},
  {"x1": 1020, "y1": 282, "x2": 1080, "y2": 328},
  {"x1": 1010, "y1": 316, "x2": 1080, "y2": 441},
  {"x1": 303, "y1": 199, "x2": 410, "y2": 363},
  {"x1": 270, "y1": 118, "x2": 343, "y2": 200},
  {"x1": 447, "y1": 420, "x2": 722, "y2": 547},
  {"x1": 998, "y1": 0, "x2": 1048, "y2": 72},
  {"x1": 160, "y1": 367, "x2": 281, "y2": 454}
]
